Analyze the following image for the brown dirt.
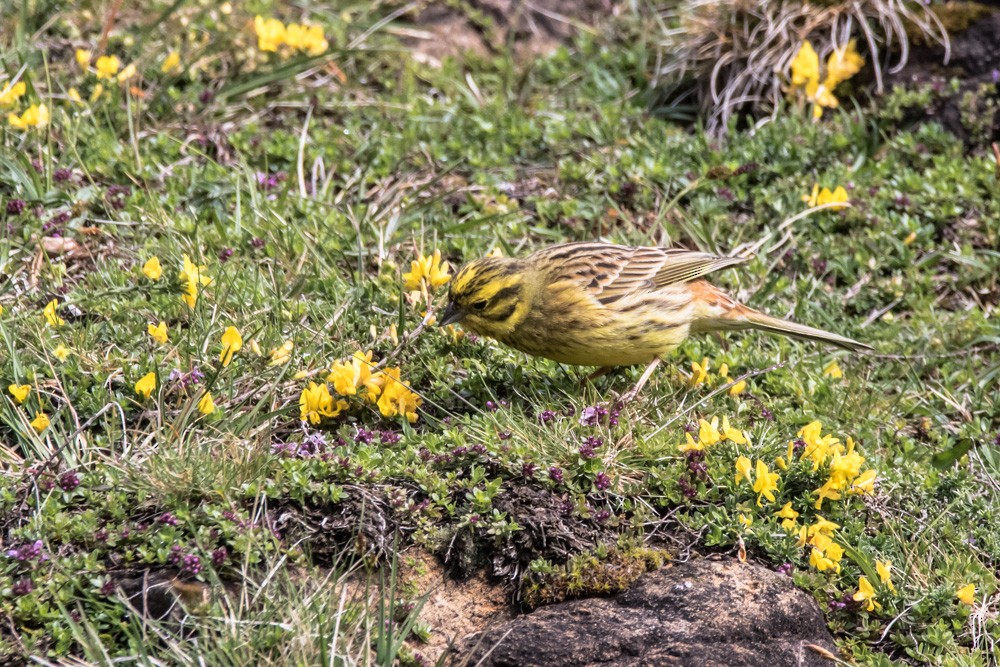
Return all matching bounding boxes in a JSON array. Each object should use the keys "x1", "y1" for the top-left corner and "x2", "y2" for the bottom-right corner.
[{"x1": 396, "y1": 0, "x2": 618, "y2": 63}]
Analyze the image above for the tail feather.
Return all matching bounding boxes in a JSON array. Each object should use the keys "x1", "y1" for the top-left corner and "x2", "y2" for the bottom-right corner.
[{"x1": 738, "y1": 309, "x2": 872, "y2": 353}]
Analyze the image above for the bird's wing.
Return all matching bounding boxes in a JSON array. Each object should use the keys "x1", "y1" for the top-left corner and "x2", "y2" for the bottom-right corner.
[{"x1": 538, "y1": 243, "x2": 749, "y2": 305}]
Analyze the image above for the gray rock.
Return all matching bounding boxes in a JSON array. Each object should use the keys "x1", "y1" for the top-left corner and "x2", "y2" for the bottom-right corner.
[{"x1": 452, "y1": 557, "x2": 839, "y2": 667}]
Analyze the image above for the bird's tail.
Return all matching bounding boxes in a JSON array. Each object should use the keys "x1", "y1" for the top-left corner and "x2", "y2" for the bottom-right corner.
[{"x1": 736, "y1": 307, "x2": 872, "y2": 352}]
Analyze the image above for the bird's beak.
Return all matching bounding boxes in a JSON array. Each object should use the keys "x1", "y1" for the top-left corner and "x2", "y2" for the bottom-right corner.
[{"x1": 439, "y1": 301, "x2": 464, "y2": 327}]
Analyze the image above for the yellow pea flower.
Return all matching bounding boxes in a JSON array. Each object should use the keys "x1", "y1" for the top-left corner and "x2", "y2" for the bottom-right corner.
[
  {"x1": 142, "y1": 256, "x2": 162, "y2": 280},
  {"x1": 8, "y1": 384, "x2": 30, "y2": 404},
  {"x1": 8, "y1": 104, "x2": 49, "y2": 130},
  {"x1": 849, "y1": 469, "x2": 877, "y2": 495},
  {"x1": 956, "y1": 583, "x2": 975, "y2": 605},
  {"x1": 298, "y1": 381, "x2": 345, "y2": 424},
  {"x1": 376, "y1": 367, "x2": 421, "y2": 423},
  {"x1": 43, "y1": 300, "x2": 64, "y2": 327},
  {"x1": 89, "y1": 84, "x2": 104, "y2": 103},
  {"x1": 734, "y1": 456, "x2": 752, "y2": 485},
  {"x1": 403, "y1": 249, "x2": 451, "y2": 292},
  {"x1": 67, "y1": 88, "x2": 83, "y2": 104},
  {"x1": 790, "y1": 41, "x2": 819, "y2": 87},
  {"x1": 254, "y1": 16, "x2": 287, "y2": 52},
  {"x1": 148, "y1": 322, "x2": 168, "y2": 344},
  {"x1": 116, "y1": 63, "x2": 137, "y2": 83},
  {"x1": 135, "y1": 372, "x2": 156, "y2": 399},
  {"x1": 95, "y1": 55, "x2": 120, "y2": 79},
  {"x1": 0, "y1": 81, "x2": 26, "y2": 108},
  {"x1": 826, "y1": 40, "x2": 864, "y2": 88},
  {"x1": 738, "y1": 513, "x2": 753, "y2": 528},
  {"x1": 720, "y1": 415, "x2": 747, "y2": 445},
  {"x1": 823, "y1": 360, "x2": 843, "y2": 379},
  {"x1": 285, "y1": 23, "x2": 328, "y2": 56},
  {"x1": 853, "y1": 576, "x2": 880, "y2": 612},
  {"x1": 178, "y1": 254, "x2": 211, "y2": 309},
  {"x1": 697, "y1": 416, "x2": 721, "y2": 446},
  {"x1": 774, "y1": 502, "x2": 799, "y2": 530},
  {"x1": 219, "y1": 326, "x2": 243, "y2": 366},
  {"x1": 689, "y1": 356, "x2": 710, "y2": 386},
  {"x1": 53, "y1": 345, "x2": 71, "y2": 362},
  {"x1": 269, "y1": 340, "x2": 294, "y2": 366},
  {"x1": 161, "y1": 51, "x2": 181, "y2": 74},
  {"x1": 678, "y1": 431, "x2": 703, "y2": 453},
  {"x1": 876, "y1": 560, "x2": 896, "y2": 593},
  {"x1": 197, "y1": 391, "x2": 216, "y2": 415},
  {"x1": 728, "y1": 379, "x2": 747, "y2": 396},
  {"x1": 30, "y1": 412, "x2": 50, "y2": 433},
  {"x1": 752, "y1": 460, "x2": 779, "y2": 506},
  {"x1": 75, "y1": 49, "x2": 91, "y2": 69}
]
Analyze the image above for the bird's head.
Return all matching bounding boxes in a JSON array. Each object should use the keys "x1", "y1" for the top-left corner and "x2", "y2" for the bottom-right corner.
[{"x1": 439, "y1": 255, "x2": 533, "y2": 337}]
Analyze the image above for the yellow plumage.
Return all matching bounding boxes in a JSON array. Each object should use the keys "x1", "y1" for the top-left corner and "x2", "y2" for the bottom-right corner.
[{"x1": 440, "y1": 242, "x2": 871, "y2": 370}]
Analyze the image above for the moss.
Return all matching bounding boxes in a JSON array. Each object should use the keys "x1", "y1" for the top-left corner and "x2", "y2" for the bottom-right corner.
[{"x1": 520, "y1": 544, "x2": 670, "y2": 609}]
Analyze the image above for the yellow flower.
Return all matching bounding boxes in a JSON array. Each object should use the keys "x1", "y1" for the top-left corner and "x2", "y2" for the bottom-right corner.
[
  {"x1": 75, "y1": 49, "x2": 91, "y2": 69},
  {"x1": 696, "y1": 416, "x2": 721, "y2": 446},
  {"x1": 876, "y1": 560, "x2": 896, "y2": 593},
  {"x1": 826, "y1": 40, "x2": 864, "y2": 88},
  {"x1": 808, "y1": 516, "x2": 840, "y2": 536},
  {"x1": 197, "y1": 391, "x2": 216, "y2": 415},
  {"x1": 853, "y1": 576, "x2": 880, "y2": 612},
  {"x1": 803, "y1": 184, "x2": 849, "y2": 210},
  {"x1": 89, "y1": 84, "x2": 104, "y2": 103},
  {"x1": 678, "y1": 431, "x2": 703, "y2": 453},
  {"x1": 720, "y1": 415, "x2": 747, "y2": 445},
  {"x1": 43, "y1": 300, "x2": 64, "y2": 327},
  {"x1": 30, "y1": 412, "x2": 50, "y2": 433},
  {"x1": 813, "y1": 478, "x2": 842, "y2": 510},
  {"x1": 254, "y1": 16, "x2": 287, "y2": 52},
  {"x1": 249, "y1": 340, "x2": 263, "y2": 356},
  {"x1": 718, "y1": 363, "x2": 729, "y2": 379},
  {"x1": 752, "y1": 460, "x2": 779, "y2": 506},
  {"x1": 798, "y1": 420, "x2": 842, "y2": 470},
  {"x1": 8, "y1": 104, "x2": 49, "y2": 129},
  {"x1": 790, "y1": 41, "x2": 819, "y2": 88},
  {"x1": 8, "y1": 384, "x2": 30, "y2": 404},
  {"x1": 117, "y1": 63, "x2": 137, "y2": 83},
  {"x1": 0, "y1": 81, "x2": 26, "y2": 108},
  {"x1": 219, "y1": 326, "x2": 243, "y2": 367},
  {"x1": 285, "y1": 23, "x2": 328, "y2": 56},
  {"x1": 738, "y1": 513, "x2": 753, "y2": 529},
  {"x1": 148, "y1": 322, "x2": 168, "y2": 344},
  {"x1": 728, "y1": 379, "x2": 746, "y2": 396},
  {"x1": 734, "y1": 455, "x2": 752, "y2": 485},
  {"x1": 53, "y1": 345, "x2": 71, "y2": 362},
  {"x1": 269, "y1": 340, "x2": 294, "y2": 366},
  {"x1": 823, "y1": 360, "x2": 843, "y2": 379},
  {"x1": 849, "y1": 469, "x2": 877, "y2": 495},
  {"x1": 135, "y1": 372, "x2": 156, "y2": 399},
  {"x1": 327, "y1": 350, "x2": 380, "y2": 398},
  {"x1": 299, "y1": 381, "x2": 345, "y2": 424},
  {"x1": 807, "y1": 532, "x2": 844, "y2": 573},
  {"x1": 376, "y1": 367, "x2": 421, "y2": 423},
  {"x1": 161, "y1": 51, "x2": 181, "y2": 74},
  {"x1": 774, "y1": 502, "x2": 799, "y2": 531},
  {"x1": 142, "y1": 256, "x2": 162, "y2": 280},
  {"x1": 689, "y1": 356, "x2": 710, "y2": 386},
  {"x1": 95, "y1": 55, "x2": 121, "y2": 80},
  {"x1": 956, "y1": 583, "x2": 975, "y2": 605},
  {"x1": 178, "y1": 254, "x2": 211, "y2": 309},
  {"x1": 403, "y1": 249, "x2": 451, "y2": 292},
  {"x1": 67, "y1": 88, "x2": 83, "y2": 104}
]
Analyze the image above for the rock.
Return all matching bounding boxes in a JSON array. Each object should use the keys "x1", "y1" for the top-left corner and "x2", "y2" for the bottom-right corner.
[{"x1": 452, "y1": 557, "x2": 839, "y2": 667}]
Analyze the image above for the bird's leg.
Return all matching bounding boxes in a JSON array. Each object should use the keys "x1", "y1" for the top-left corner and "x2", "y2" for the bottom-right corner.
[
  {"x1": 616, "y1": 356, "x2": 662, "y2": 406},
  {"x1": 582, "y1": 366, "x2": 615, "y2": 386}
]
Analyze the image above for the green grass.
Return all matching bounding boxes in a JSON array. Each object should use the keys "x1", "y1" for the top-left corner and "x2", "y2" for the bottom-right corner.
[{"x1": 1, "y1": 1, "x2": 999, "y2": 665}]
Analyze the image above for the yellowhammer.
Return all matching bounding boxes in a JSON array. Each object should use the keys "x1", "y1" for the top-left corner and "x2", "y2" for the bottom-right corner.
[{"x1": 440, "y1": 242, "x2": 870, "y2": 399}]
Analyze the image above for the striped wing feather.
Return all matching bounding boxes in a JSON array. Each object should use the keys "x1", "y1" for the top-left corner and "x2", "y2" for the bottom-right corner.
[{"x1": 535, "y1": 243, "x2": 750, "y2": 302}]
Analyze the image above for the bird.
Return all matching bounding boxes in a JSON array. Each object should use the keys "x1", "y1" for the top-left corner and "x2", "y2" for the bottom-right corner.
[{"x1": 438, "y1": 242, "x2": 871, "y2": 401}]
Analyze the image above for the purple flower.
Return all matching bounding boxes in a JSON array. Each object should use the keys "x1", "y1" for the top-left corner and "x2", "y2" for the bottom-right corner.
[
  {"x1": 7, "y1": 540, "x2": 45, "y2": 562},
  {"x1": 93, "y1": 528, "x2": 109, "y2": 542},
  {"x1": 250, "y1": 237, "x2": 266, "y2": 249},
  {"x1": 548, "y1": 466, "x2": 564, "y2": 483},
  {"x1": 595, "y1": 509, "x2": 611, "y2": 523},
  {"x1": 53, "y1": 168, "x2": 73, "y2": 182},
  {"x1": 105, "y1": 185, "x2": 131, "y2": 210},
  {"x1": 775, "y1": 563, "x2": 793, "y2": 576},
  {"x1": 12, "y1": 578, "x2": 33, "y2": 596},
  {"x1": 538, "y1": 410, "x2": 556, "y2": 424},
  {"x1": 578, "y1": 406, "x2": 604, "y2": 426},
  {"x1": 470, "y1": 443, "x2": 487, "y2": 455},
  {"x1": 218, "y1": 247, "x2": 234, "y2": 262},
  {"x1": 181, "y1": 553, "x2": 202, "y2": 575},
  {"x1": 354, "y1": 427, "x2": 374, "y2": 445},
  {"x1": 212, "y1": 547, "x2": 228, "y2": 567},
  {"x1": 254, "y1": 171, "x2": 286, "y2": 192},
  {"x1": 99, "y1": 580, "x2": 116, "y2": 596},
  {"x1": 993, "y1": 69, "x2": 1000, "y2": 84},
  {"x1": 485, "y1": 400, "x2": 499, "y2": 412},
  {"x1": 380, "y1": 431, "x2": 401, "y2": 445},
  {"x1": 6, "y1": 199, "x2": 25, "y2": 215},
  {"x1": 58, "y1": 471, "x2": 80, "y2": 491},
  {"x1": 522, "y1": 462, "x2": 537, "y2": 479},
  {"x1": 498, "y1": 431, "x2": 512, "y2": 441},
  {"x1": 594, "y1": 471, "x2": 611, "y2": 491},
  {"x1": 158, "y1": 513, "x2": 179, "y2": 526},
  {"x1": 579, "y1": 437, "x2": 601, "y2": 459}
]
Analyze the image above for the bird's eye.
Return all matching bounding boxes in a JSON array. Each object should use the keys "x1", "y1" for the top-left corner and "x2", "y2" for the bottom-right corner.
[{"x1": 471, "y1": 299, "x2": 488, "y2": 311}]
